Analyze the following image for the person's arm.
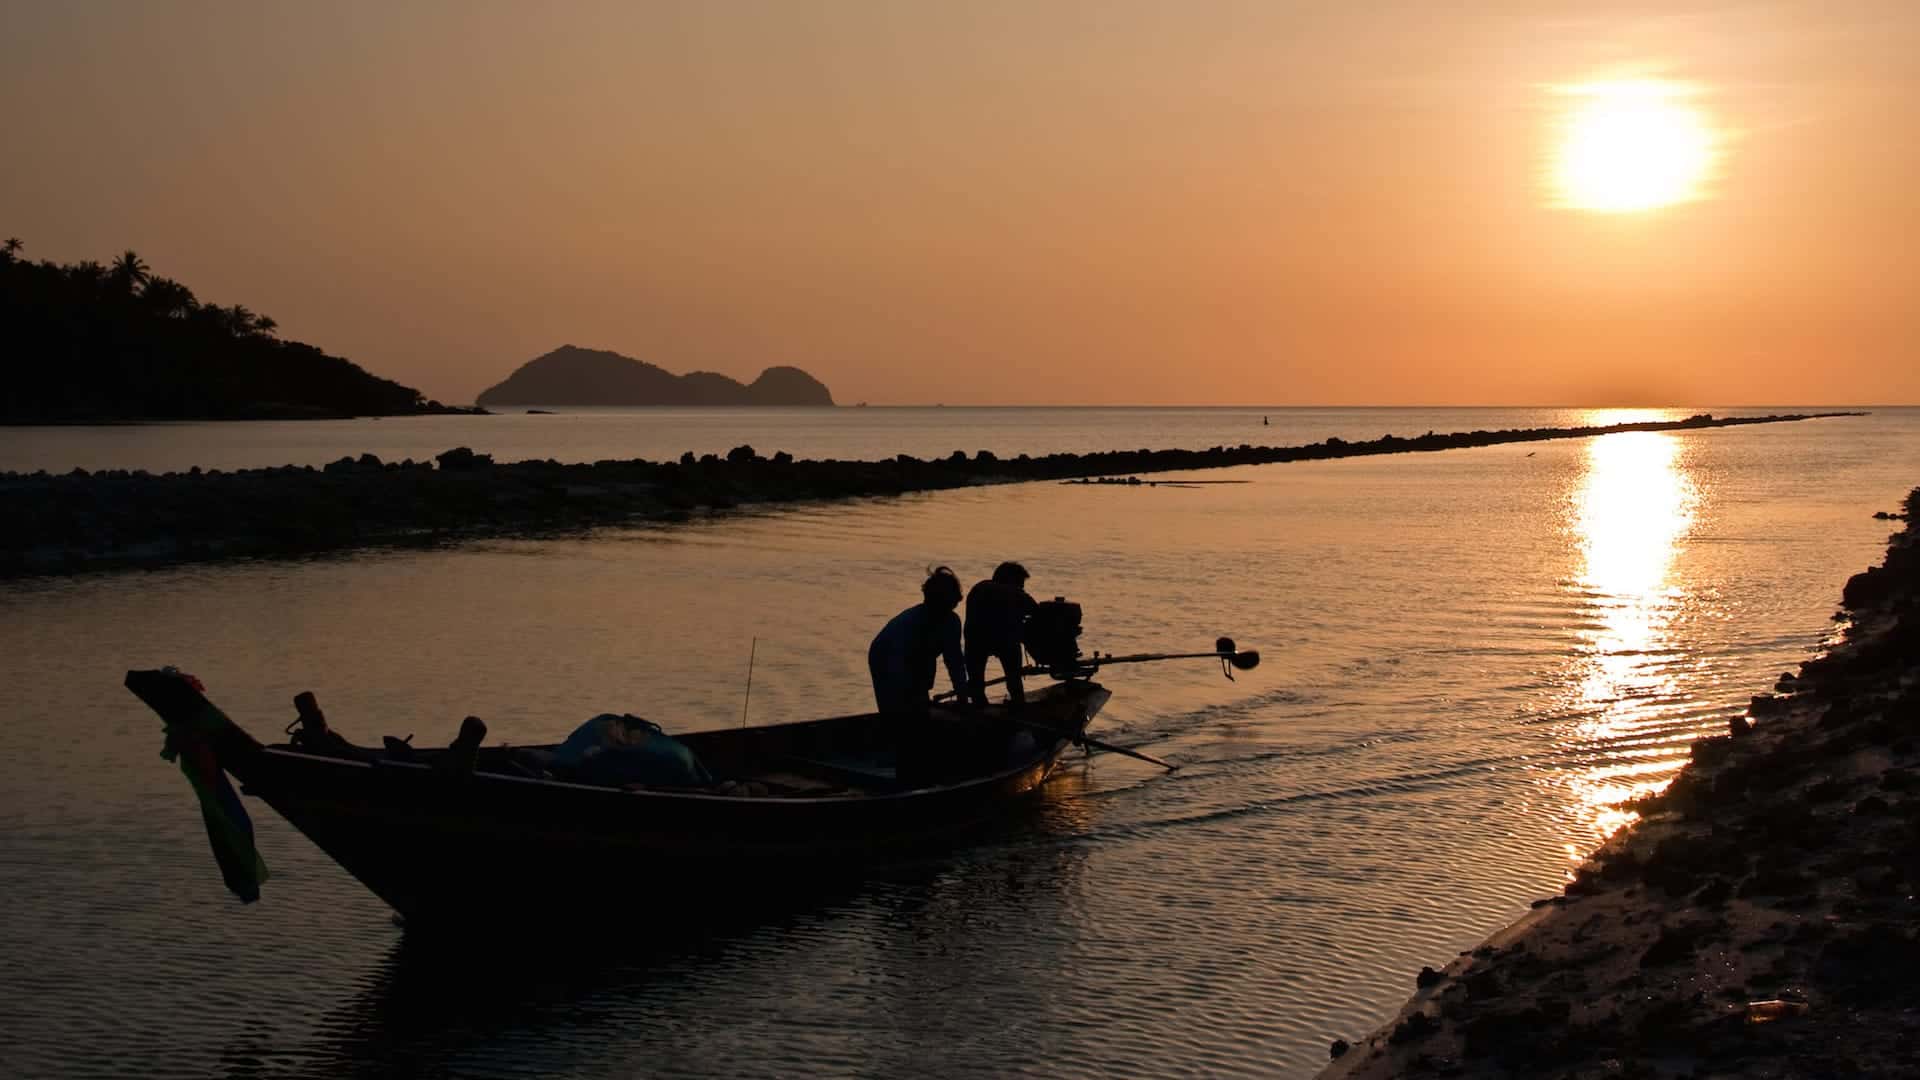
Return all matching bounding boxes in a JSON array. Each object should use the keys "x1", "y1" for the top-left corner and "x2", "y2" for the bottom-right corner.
[{"x1": 939, "y1": 612, "x2": 970, "y2": 698}]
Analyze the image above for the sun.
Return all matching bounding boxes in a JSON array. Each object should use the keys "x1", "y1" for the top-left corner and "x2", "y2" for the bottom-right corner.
[{"x1": 1550, "y1": 81, "x2": 1717, "y2": 213}]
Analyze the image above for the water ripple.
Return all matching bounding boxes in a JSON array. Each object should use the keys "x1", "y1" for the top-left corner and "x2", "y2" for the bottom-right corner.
[{"x1": 6, "y1": 410, "x2": 1917, "y2": 1078}]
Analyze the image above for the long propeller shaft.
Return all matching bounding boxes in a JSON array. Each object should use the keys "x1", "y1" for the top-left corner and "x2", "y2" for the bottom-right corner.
[{"x1": 934, "y1": 638, "x2": 1260, "y2": 702}]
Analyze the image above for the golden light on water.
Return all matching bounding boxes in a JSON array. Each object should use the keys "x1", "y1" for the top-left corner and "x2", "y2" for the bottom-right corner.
[
  {"x1": 1576, "y1": 432, "x2": 1693, "y2": 602},
  {"x1": 1549, "y1": 80, "x2": 1719, "y2": 213},
  {"x1": 1565, "y1": 430, "x2": 1700, "y2": 846}
]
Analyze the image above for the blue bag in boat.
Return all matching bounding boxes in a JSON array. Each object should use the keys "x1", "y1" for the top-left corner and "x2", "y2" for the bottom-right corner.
[{"x1": 551, "y1": 714, "x2": 712, "y2": 787}]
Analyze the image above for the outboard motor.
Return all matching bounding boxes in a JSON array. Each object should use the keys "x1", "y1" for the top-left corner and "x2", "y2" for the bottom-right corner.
[{"x1": 1024, "y1": 597, "x2": 1086, "y2": 677}]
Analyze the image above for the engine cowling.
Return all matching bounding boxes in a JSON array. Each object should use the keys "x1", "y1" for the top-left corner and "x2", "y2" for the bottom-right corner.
[{"x1": 1023, "y1": 597, "x2": 1084, "y2": 676}]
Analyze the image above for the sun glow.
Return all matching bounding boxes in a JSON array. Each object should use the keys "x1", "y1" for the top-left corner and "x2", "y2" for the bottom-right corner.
[{"x1": 1551, "y1": 80, "x2": 1718, "y2": 213}]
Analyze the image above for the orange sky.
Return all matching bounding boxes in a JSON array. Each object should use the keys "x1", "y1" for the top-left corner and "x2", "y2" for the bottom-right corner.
[{"x1": 3, "y1": 1, "x2": 1915, "y2": 405}]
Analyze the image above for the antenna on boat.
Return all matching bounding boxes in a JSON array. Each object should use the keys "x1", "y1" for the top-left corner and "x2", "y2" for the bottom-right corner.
[{"x1": 740, "y1": 637, "x2": 758, "y2": 728}]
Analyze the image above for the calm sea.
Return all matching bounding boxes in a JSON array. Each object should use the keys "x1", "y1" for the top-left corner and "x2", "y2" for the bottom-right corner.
[{"x1": 2, "y1": 406, "x2": 1916, "y2": 1078}]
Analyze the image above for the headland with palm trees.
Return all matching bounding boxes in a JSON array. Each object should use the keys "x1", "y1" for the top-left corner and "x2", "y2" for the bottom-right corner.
[{"x1": 0, "y1": 239, "x2": 481, "y2": 422}]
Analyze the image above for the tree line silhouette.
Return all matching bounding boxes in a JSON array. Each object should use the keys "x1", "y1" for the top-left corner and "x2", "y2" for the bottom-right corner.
[{"x1": 0, "y1": 239, "x2": 475, "y2": 422}]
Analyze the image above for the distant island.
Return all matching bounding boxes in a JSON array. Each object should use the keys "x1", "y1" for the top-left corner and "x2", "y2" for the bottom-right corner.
[
  {"x1": 0, "y1": 239, "x2": 480, "y2": 423},
  {"x1": 476, "y1": 345, "x2": 834, "y2": 407}
]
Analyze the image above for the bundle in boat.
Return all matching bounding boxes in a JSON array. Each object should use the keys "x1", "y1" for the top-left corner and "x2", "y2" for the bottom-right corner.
[{"x1": 546, "y1": 713, "x2": 712, "y2": 788}]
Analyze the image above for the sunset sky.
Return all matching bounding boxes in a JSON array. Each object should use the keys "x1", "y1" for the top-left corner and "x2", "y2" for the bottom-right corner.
[{"x1": 3, "y1": 1, "x2": 1915, "y2": 406}]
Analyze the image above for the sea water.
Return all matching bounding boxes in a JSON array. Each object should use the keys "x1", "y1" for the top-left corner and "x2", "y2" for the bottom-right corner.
[{"x1": 1, "y1": 407, "x2": 1915, "y2": 1078}]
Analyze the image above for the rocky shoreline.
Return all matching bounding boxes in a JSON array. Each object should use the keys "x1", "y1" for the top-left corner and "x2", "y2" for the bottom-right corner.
[
  {"x1": 1, "y1": 411, "x2": 1858, "y2": 579},
  {"x1": 1320, "y1": 487, "x2": 1919, "y2": 1079}
]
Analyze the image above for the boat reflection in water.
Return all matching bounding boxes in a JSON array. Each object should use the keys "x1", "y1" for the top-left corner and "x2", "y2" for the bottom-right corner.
[
  {"x1": 286, "y1": 772, "x2": 1099, "y2": 1078},
  {"x1": 1560, "y1": 427, "x2": 1707, "y2": 853}
]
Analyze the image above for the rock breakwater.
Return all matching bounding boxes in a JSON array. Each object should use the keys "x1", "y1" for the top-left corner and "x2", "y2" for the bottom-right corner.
[{"x1": 1, "y1": 411, "x2": 1858, "y2": 578}]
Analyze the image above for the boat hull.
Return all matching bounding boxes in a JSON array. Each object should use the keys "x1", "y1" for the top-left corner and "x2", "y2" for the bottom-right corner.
[{"x1": 222, "y1": 682, "x2": 1111, "y2": 922}]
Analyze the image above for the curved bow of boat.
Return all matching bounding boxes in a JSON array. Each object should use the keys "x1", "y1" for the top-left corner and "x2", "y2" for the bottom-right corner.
[{"x1": 125, "y1": 667, "x2": 268, "y2": 902}]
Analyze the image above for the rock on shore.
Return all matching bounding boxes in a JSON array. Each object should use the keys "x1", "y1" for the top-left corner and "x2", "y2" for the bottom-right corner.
[
  {"x1": 1320, "y1": 486, "x2": 1920, "y2": 1080},
  {"x1": 0, "y1": 412, "x2": 1859, "y2": 579}
]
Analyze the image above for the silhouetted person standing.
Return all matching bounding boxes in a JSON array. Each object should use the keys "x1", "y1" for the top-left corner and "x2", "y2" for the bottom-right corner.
[
  {"x1": 965, "y1": 561, "x2": 1038, "y2": 706},
  {"x1": 869, "y1": 567, "x2": 971, "y2": 782}
]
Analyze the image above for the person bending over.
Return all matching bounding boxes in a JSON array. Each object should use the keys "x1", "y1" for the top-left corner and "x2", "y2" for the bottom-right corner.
[
  {"x1": 965, "y1": 561, "x2": 1038, "y2": 707},
  {"x1": 868, "y1": 567, "x2": 972, "y2": 780}
]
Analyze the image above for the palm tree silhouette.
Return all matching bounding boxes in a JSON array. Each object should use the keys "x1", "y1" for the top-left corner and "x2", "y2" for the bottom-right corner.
[
  {"x1": 1, "y1": 237, "x2": 20, "y2": 263},
  {"x1": 110, "y1": 249, "x2": 152, "y2": 294},
  {"x1": 69, "y1": 260, "x2": 107, "y2": 288},
  {"x1": 141, "y1": 276, "x2": 197, "y2": 318},
  {"x1": 222, "y1": 304, "x2": 261, "y2": 337}
]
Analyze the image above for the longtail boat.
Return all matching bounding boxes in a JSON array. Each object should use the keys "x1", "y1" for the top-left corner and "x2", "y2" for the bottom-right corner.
[{"x1": 126, "y1": 614, "x2": 1257, "y2": 925}]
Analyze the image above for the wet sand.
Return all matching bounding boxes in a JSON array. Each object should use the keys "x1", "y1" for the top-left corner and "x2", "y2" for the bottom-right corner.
[
  {"x1": 1320, "y1": 488, "x2": 1919, "y2": 1079},
  {"x1": 0, "y1": 411, "x2": 1858, "y2": 578}
]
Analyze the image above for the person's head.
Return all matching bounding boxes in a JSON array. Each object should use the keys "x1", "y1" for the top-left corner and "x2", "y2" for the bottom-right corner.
[
  {"x1": 922, "y1": 566, "x2": 962, "y2": 610},
  {"x1": 992, "y1": 561, "x2": 1030, "y2": 587}
]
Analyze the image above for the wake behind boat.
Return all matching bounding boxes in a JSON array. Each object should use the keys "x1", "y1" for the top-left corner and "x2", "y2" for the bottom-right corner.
[{"x1": 126, "y1": 621, "x2": 1257, "y2": 925}]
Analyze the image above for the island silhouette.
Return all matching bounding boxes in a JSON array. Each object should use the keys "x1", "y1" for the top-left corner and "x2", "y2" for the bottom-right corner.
[
  {"x1": 476, "y1": 345, "x2": 834, "y2": 407},
  {"x1": 0, "y1": 240, "x2": 480, "y2": 423}
]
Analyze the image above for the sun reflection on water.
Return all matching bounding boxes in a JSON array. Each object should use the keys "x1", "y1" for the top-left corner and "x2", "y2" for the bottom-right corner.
[{"x1": 1565, "y1": 431, "x2": 1700, "y2": 848}]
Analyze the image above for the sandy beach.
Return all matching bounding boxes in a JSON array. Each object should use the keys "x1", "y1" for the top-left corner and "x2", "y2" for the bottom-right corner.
[{"x1": 1320, "y1": 488, "x2": 1920, "y2": 1079}]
